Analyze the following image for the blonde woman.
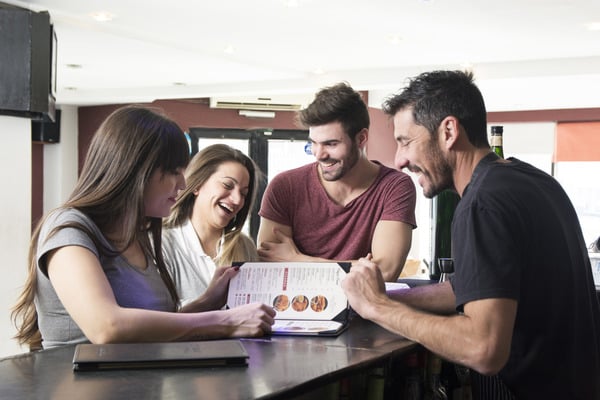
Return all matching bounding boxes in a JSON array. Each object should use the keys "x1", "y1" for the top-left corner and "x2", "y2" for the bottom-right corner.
[
  {"x1": 12, "y1": 107, "x2": 274, "y2": 350},
  {"x1": 163, "y1": 144, "x2": 260, "y2": 306}
]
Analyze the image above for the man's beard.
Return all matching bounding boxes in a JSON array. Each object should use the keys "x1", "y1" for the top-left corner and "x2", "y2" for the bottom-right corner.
[
  {"x1": 423, "y1": 140, "x2": 453, "y2": 198},
  {"x1": 321, "y1": 144, "x2": 360, "y2": 182}
]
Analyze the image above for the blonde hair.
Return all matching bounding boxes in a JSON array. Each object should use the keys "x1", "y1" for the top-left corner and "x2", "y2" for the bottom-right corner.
[{"x1": 165, "y1": 144, "x2": 262, "y2": 265}]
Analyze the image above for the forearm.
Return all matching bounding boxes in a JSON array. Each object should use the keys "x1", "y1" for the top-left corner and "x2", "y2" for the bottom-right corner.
[
  {"x1": 83, "y1": 307, "x2": 236, "y2": 343},
  {"x1": 375, "y1": 257, "x2": 407, "y2": 282},
  {"x1": 362, "y1": 292, "x2": 515, "y2": 375},
  {"x1": 179, "y1": 295, "x2": 222, "y2": 313},
  {"x1": 371, "y1": 221, "x2": 413, "y2": 281},
  {"x1": 343, "y1": 260, "x2": 512, "y2": 375},
  {"x1": 294, "y1": 253, "x2": 338, "y2": 263},
  {"x1": 366, "y1": 298, "x2": 488, "y2": 371},
  {"x1": 387, "y1": 281, "x2": 456, "y2": 315}
]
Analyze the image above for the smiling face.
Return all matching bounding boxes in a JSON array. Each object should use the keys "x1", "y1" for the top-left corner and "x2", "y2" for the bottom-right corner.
[
  {"x1": 144, "y1": 167, "x2": 186, "y2": 218},
  {"x1": 392, "y1": 108, "x2": 453, "y2": 198},
  {"x1": 191, "y1": 161, "x2": 250, "y2": 231},
  {"x1": 309, "y1": 121, "x2": 361, "y2": 182}
]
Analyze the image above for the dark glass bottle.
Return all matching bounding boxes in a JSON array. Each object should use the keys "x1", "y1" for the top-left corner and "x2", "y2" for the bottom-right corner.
[
  {"x1": 490, "y1": 125, "x2": 504, "y2": 158},
  {"x1": 430, "y1": 190, "x2": 460, "y2": 280},
  {"x1": 403, "y1": 352, "x2": 425, "y2": 400},
  {"x1": 425, "y1": 352, "x2": 448, "y2": 400}
]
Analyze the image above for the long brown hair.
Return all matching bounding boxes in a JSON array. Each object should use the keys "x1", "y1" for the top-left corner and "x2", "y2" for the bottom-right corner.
[
  {"x1": 12, "y1": 105, "x2": 190, "y2": 348},
  {"x1": 165, "y1": 144, "x2": 261, "y2": 265}
]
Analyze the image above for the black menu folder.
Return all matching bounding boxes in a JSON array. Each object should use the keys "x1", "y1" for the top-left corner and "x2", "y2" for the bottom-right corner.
[{"x1": 72, "y1": 340, "x2": 249, "y2": 371}]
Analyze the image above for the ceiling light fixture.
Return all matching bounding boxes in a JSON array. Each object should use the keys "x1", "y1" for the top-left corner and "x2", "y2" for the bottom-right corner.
[
  {"x1": 387, "y1": 34, "x2": 402, "y2": 45},
  {"x1": 586, "y1": 22, "x2": 600, "y2": 31},
  {"x1": 239, "y1": 110, "x2": 276, "y2": 119},
  {"x1": 460, "y1": 62, "x2": 474, "y2": 72},
  {"x1": 90, "y1": 11, "x2": 114, "y2": 22},
  {"x1": 224, "y1": 45, "x2": 235, "y2": 54}
]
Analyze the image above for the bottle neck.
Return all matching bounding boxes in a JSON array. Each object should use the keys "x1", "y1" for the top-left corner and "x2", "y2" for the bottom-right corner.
[{"x1": 490, "y1": 135, "x2": 503, "y2": 147}]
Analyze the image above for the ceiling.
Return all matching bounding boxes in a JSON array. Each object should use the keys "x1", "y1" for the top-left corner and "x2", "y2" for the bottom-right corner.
[{"x1": 4, "y1": 0, "x2": 600, "y2": 111}]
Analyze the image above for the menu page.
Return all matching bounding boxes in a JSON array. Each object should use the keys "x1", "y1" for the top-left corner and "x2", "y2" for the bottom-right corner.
[{"x1": 227, "y1": 262, "x2": 348, "y2": 322}]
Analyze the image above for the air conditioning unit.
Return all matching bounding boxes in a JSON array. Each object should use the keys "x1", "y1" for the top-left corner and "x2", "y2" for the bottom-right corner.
[{"x1": 209, "y1": 96, "x2": 304, "y2": 112}]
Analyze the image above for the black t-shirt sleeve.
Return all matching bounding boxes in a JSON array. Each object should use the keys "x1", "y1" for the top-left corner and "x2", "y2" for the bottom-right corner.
[{"x1": 451, "y1": 197, "x2": 522, "y2": 310}]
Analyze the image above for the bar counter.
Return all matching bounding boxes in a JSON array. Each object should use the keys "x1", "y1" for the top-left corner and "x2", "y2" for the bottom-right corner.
[{"x1": 0, "y1": 317, "x2": 419, "y2": 400}]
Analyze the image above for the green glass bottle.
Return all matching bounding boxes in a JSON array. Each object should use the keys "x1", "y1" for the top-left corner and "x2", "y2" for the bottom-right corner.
[
  {"x1": 430, "y1": 190, "x2": 460, "y2": 280},
  {"x1": 490, "y1": 125, "x2": 504, "y2": 158}
]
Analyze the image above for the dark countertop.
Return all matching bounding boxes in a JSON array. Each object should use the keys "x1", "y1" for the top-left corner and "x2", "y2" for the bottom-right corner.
[{"x1": 0, "y1": 318, "x2": 418, "y2": 400}]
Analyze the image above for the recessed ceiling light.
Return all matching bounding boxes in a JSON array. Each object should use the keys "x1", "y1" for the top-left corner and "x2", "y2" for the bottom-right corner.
[
  {"x1": 460, "y1": 62, "x2": 474, "y2": 71},
  {"x1": 586, "y1": 22, "x2": 600, "y2": 31},
  {"x1": 224, "y1": 45, "x2": 235, "y2": 54},
  {"x1": 387, "y1": 34, "x2": 402, "y2": 45},
  {"x1": 90, "y1": 11, "x2": 114, "y2": 22},
  {"x1": 312, "y1": 68, "x2": 325, "y2": 75}
]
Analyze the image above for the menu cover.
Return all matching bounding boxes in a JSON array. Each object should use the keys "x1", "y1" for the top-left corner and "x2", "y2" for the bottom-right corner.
[
  {"x1": 227, "y1": 262, "x2": 351, "y2": 336},
  {"x1": 72, "y1": 340, "x2": 249, "y2": 371}
]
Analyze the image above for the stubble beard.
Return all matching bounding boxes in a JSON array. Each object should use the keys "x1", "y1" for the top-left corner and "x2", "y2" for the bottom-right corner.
[
  {"x1": 320, "y1": 144, "x2": 360, "y2": 182},
  {"x1": 423, "y1": 140, "x2": 454, "y2": 198}
]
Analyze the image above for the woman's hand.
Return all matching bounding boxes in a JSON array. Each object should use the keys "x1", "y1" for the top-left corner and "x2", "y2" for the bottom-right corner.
[
  {"x1": 180, "y1": 266, "x2": 238, "y2": 312},
  {"x1": 223, "y1": 303, "x2": 276, "y2": 337}
]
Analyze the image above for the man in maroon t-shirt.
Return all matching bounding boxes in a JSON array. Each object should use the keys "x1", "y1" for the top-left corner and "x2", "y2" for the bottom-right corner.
[{"x1": 257, "y1": 82, "x2": 416, "y2": 281}]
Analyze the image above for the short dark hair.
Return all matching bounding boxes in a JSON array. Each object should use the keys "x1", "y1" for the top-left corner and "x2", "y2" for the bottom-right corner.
[
  {"x1": 382, "y1": 70, "x2": 489, "y2": 148},
  {"x1": 298, "y1": 82, "x2": 369, "y2": 140}
]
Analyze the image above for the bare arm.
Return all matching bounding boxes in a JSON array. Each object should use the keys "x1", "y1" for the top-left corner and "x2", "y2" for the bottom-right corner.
[
  {"x1": 370, "y1": 220, "x2": 413, "y2": 281},
  {"x1": 257, "y1": 217, "x2": 413, "y2": 278},
  {"x1": 257, "y1": 217, "x2": 330, "y2": 262},
  {"x1": 343, "y1": 258, "x2": 516, "y2": 375},
  {"x1": 47, "y1": 246, "x2": 275, "y2": 343},
  {"x1": 387, "y1": 280, "x2": 457, "y2": 315}
]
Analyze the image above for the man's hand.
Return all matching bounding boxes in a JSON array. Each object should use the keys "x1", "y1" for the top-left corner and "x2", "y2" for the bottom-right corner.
[
  {"x1": 258, "y1": 228, "x2": 303, "y2": 262},
  {"x1": 342, "y1": 256, "x2": 388, "y2": 319}
]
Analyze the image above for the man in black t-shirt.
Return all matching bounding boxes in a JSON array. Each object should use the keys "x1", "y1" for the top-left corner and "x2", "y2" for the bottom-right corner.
[{"x1": 342, "y1": 70, "x2": 600, "y2": 399}]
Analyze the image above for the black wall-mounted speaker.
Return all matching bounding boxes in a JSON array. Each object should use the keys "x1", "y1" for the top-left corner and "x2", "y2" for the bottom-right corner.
[
  {"x1": 32, "y1": 109, "x2": 61, "y2": 143},
  {"x1": 0, "y1": 6, "x2": 56, "y2": 121}
]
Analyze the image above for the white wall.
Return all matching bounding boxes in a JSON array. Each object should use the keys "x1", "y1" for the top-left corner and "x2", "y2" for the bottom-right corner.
[
  {"x1": 43, "y1": 106, "x2": 78, "y2": 213},
  {"x1": 0, "y1": 106, "x2": 78, "y2": 358},
  {"x1": 0, "y1": 116, "x2": 32, "y2": 357},
  {"x1": 554, "y1": 162, "x2": 600, "y2": 247},
  {"x1": 500, "y1": 122, "x2": 555, "y2": 174}
]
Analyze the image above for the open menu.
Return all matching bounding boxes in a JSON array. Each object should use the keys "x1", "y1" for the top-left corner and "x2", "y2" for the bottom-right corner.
[{"x1": 227, "y1": 262, "x2": 351, "y2": 336}]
